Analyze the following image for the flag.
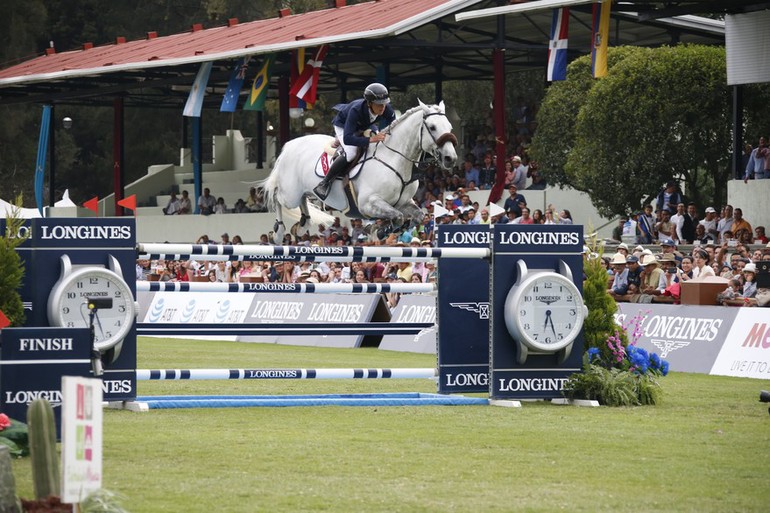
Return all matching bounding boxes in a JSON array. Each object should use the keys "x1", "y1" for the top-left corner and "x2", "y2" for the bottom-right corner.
[
  {"x1": 183, "y1": 62, "x2": 213, "y2": 117},
  {"x1": 591, "y1": 0, "x2": 612, "y2": 78},
  {"x1": 488, "y1": 202, "x2": 505, "y2": 218},
  {"x1": 432, "y1": 201, "x2": 450, "y2": 220},
  {"x1": 244, "y1": 54, "x2": 275, "y2": 111},
  {"x1": 0, "y1": 309, "x2": 10, "y2": 329},
  {"x1": 83, "y1": 196, "x2": 99, "y2": 216},
  {"x1": 220, "y1": 57, "x2": 251, "y2": 113},
  {"x1": 547, "y1": 8, "x2": 569, "y2": 81},
  {"x1": 117, "y1": 194, "x2": 136, "y2": 214},
  {"x1": 290, "y1": 48, "x2": 306, "y2": 110},
  {"x1": 290, "y1": 45, "x2": 329, "y2": 107}
]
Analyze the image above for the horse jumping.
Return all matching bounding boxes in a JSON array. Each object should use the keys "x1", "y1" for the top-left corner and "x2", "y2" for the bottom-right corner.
[{"x1": 258, "y1": 100, "x2": 458, "y2": 242}]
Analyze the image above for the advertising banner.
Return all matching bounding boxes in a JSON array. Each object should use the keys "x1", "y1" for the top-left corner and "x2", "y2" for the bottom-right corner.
[
  {"x1": 0, "y1": 327, "x2": 91, "y2": 436},
  {"x1": 61, "y1": 376, "x2": 103, "y2": 504},
  {"x1": 615, "y1": 304, "x2": 739, "y2": 374},
  {"x1": 710, "y1": 308, "x2": 770, "y2": 379},
  {"x1": 379, "y1": 294, "x2": 436, "y2": 353},
  {"x1": 489, "y1": 224, "x2": 584, "y2": 400},
  {"x1": 436, "y1": 225, "x2": 491, "y2": 394}
]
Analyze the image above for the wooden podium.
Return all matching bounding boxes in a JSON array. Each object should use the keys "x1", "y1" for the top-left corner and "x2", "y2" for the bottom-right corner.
[{"x1": 680, "y1": 276, "x2": 729, "y2": 305}]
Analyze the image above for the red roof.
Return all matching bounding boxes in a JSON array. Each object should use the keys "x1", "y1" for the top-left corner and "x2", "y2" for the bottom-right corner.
[{"x1": 0, "y1": 0, "x2": 481, "y2": 86}]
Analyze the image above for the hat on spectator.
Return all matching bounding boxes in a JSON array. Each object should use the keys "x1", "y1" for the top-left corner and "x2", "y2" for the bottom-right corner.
[
  {"x1": 658, "y1": 253, "x2": 676, "y2": 263},
  {"x1": 641, "y1": 249, "x2": 653, "y2": 256},
  {"x1": 221, "y1": 232, "x2": 229, "y2": 238},
  {"x1": 641, "y1": 254, "x2": 658, "y2": 267},
  {"x1": 705, "y1": 207, "x2": 716, "y2": 213},
  {"x1": 306, "y1": 277, "x2": 319, "y2": 284},
  {"x1": 743, "y1": 263, "x2": 757, "y2": 274},
  {"x1": 421, "y1": 240, "x2": 432, "y2": 246},
  {"x1": 410, "y1": 237, "x2": 421, "y2": 245},
  {"x1": 445, "y1": 193, "x2": 455, "y2": 200},
  {"x1": 634, "y1": 245, "x2": 645, "y2": 252},
  {"x1": 610, "y1": 253, "x2": 627, "y2": 265},
  {"x1": 395, "y1": 241, "x2": 406, "y2": 246},
  {"x1": 512, "y1": 155, "x2": 522, "y2": 162},
  {"x1": 357, "y1": 234, "x2": 368, "y2": 241},
  {"x1": 660, "y1": 238, "x2": 676, "y2": 247},
  {"x1": 617, "y1": 243, "x2": 628, "y2": 251},
  {"x1": 299, "y1": 270, "x2": 311, "y2": 278},
  {"x1": 386, "y1": 273, "x2": 397, "y2": 280},
  {"x1": 626, "y1": 255, "x2": 639, "y2": 264}
]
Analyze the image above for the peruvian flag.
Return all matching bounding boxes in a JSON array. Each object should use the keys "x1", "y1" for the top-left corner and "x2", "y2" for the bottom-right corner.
[
  {"x1": 289, "y1": 45, "x2": 329, "y2": 106},
  {"x1": 546, "y1": 8, "x2": 569, "y2": 81}
]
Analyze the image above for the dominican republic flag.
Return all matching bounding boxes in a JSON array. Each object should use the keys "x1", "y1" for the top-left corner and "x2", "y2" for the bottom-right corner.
[
  {"x1": 547, "y1": 8, "x2": 569, "y2": 81},
  {"x1": 183, "y1": 62, "x2": 212, "y2": 117},
  {"x1": 289, "y1": 45, "x2": 329, "y2": 107},
  {"x1": 591, "y1": 0, "x2": 612, "y2": 78},
  {"x1": 220, "y1": 57, "x2": 251, "y2": 113}
]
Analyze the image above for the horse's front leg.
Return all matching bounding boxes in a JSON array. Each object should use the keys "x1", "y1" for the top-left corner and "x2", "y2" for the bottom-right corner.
[
  {"x1": 359, "y1": 196, "x2": 405, "y2": 226},
  {"x1": 398, "y1": 200, "x2": 424, "y2": 227}
]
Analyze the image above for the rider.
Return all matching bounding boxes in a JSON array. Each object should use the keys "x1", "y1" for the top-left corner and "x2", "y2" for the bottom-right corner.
[{"x1": 313, "y1": 82, "x2": 397, "y2": 200}]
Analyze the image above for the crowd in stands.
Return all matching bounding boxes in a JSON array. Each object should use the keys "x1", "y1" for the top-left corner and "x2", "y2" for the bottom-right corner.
[{"x1": 163, "y1": 186, "x2": 268, "y2": 215}]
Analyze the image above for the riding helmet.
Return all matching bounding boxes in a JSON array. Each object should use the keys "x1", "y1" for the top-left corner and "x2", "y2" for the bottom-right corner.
[{"x1": 364, "y1": 83, "x2": 390, "y2": 105}]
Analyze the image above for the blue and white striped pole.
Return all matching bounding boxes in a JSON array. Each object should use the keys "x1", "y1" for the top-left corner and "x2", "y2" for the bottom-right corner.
[
  {"x1": 136, "y1": 368, "x2": 438, "y2": 380},
  {"x1": 137, "y1": 243, "x2": 489, "y2": 262},
  {"x1": 137, "y1": 281, "x2": 435, "y2": 294}
]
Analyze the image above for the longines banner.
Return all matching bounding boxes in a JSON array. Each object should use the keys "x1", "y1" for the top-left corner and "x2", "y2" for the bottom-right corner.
[
  {"x1": 614, "y1": 304, "x2": 770, "y2": 379},
  {"x1": 379, "y1": 294, "x2": 436, "y2": 354},
  {"x1": 138, "y1": 291, "x2": 387, "y2": 348}
]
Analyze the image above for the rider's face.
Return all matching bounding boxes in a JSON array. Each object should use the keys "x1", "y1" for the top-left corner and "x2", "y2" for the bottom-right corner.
[{"x1": 369, "y1": 102, "x2": 386, "y2": 116}]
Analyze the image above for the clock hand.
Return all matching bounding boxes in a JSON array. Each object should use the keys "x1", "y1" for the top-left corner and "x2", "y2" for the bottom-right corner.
[
  {"x1": 545, "y1": 310, "x2": 556, "y2": 336},
  {"x1": 93, "y1": 310, "x2": 105, "y2": 338}
]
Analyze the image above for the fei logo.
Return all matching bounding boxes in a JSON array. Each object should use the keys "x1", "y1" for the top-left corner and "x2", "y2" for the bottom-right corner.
[{"x1": 449, "y1": 302, "x2": 490, "y2": 320}]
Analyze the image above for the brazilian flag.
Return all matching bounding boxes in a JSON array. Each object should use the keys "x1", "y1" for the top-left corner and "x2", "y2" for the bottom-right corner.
[{"x1": 244, "y1": 54, "x2": 275, "y2": 111}]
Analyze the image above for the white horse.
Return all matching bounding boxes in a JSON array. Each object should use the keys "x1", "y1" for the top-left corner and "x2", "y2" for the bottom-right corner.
[{"x1": 258, "y1": 100, "x2": 458, "y2": 242}]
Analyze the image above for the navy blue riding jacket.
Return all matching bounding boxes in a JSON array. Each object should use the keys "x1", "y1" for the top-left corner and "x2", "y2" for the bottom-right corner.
[{"x1": 332, "y1": 98, "x2": 396, "y2": 147}]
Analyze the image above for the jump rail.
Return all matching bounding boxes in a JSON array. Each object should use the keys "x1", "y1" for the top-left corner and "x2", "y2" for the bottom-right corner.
[
  {"x1": 137, "y1": 282, "x2": 435, "y2": 294},
  {"x1": 136, "y1": 323, "x2": 433, "y2": 337},
  {"x1": 137, "y1": 244, "x2": 490, "y2": 261},
  {"x1": 136, "y1": 368, "x2": 438, "y2": 380},
  {"x1": 140, "y1": 253, "x2": 438, "y2": 263}
]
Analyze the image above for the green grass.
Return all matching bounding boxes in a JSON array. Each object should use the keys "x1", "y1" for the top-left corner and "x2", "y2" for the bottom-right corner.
[{"x1": 13, "y1": 338, "x2": 770, "y2": 512}]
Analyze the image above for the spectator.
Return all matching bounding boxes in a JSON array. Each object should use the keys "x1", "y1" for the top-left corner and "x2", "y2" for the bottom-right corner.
[
  {"x1": 717, "y1": 278, "x2": 743, "y2": 303},
  {"x1": 655, "y1": 181, "x2": 684, "y2": 214},
  {"x1": 670, "y1": 203, "x2": 686, "y2": 244},
  {"x1": 717, "y1": 205, "x2": 734, "y2": 242},
  {"x1": 742, "y1": 263, "x2": 758, "y2": 298},
  {"x1": 163, "y1": 192, "x2": 181, "y2": 215},
  {"x1": 478, "y1": 154, "x2": 496, "y2": 190},
  {"x1": 198, "y1": 187, "x2": 217, "y2": 215},
  {"x1": 511, "y1": 156, "x2": 528, "y2": 190},
  {"x1": 526, "y1": 161, "x2": 546, "y2": 190},
  {"x1": 512, "y1": 207, "x2": 535, "y2": 224},
  {"x1": 178, "y1": 190, "x2": 192, "y2": 214},
  {"x1": 232, "y1": 198, "x2": 249, "y2": 213},
  {"x1": 656, "y1": 210, "x2": 674, "y2": 241},
  {"x1": 558, "y1": 209, "x2": 573, "y2": 225},
  {"x1": 744, "y1": 136, "x2": 768, "y2": 181},
  {"x1": 462, "y1": 159, "x2": 479, "y2": 188},
  {"x1": 220, "y1": 233, "x2": 230, "y2": 245},
  {"x1": 246, "y1": 187, "x2": 266, "y2": 212},
  {"x1": 675, "y1": 255, "x2": 694, "y2": 283},
  {"x1": 755, "y1": 226, "x2": 768, "y2": 244},
  {"x1": 731, "y1": 208, "x2": 753, "y2": 243},
  {"x1": 213, "y1": 197, "x2": 228, "y2": 214},
  {"x1": 608, "y1": 253, "x2": 629, "y2": 299},
  {"x1": 503, "y1": 184, "x2": 526, "y2": 217},
  {"x1": 691, "y1": 248, "x2": 715, "y2": 278},
  {"x1": 638, "y1": 254, "x2": 665, "y2": 301},
  {"x1": 637, "y1": 204, "x2": 656, "y2": 244}
]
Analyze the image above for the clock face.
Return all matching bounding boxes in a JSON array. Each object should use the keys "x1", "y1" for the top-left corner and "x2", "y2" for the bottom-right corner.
[
  {"x1": 48, "y1": 267, "x2": 135, "y2": 352},
  {"x1": 505, "y1": 272, "x2": 584, "y2": 352}
]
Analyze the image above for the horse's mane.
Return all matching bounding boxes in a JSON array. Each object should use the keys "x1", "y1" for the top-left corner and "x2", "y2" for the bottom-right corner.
[{"x1": 384, "y1": 103, "x2": 440, "y2": 133}]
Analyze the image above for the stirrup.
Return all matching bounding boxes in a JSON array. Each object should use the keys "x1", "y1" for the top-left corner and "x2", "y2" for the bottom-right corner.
[{"x1": 313, "y1": 181, "x2": 332, "y2": 200}]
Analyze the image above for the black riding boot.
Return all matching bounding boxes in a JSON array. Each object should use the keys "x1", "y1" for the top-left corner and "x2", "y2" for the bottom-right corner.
[{"x1": 313, "y1": 156, "x2": 348, "y2": 200}]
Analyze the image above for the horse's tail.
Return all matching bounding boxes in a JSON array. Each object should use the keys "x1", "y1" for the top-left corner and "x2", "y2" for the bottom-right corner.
[{"x1": 254, "y1": 152, "x2": 283, "y2": 213}]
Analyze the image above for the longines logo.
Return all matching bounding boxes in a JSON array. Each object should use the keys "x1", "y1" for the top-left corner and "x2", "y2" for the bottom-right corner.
[
  {"x1": 650, "y1": 339, "x2": 690, "y2": 358},
  {"x1": 449, "y1": 302, "x2": 489, "y2": 320}
]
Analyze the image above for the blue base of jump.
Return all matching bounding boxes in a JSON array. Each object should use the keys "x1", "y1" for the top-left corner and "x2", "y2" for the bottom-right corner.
[{"x1": 134, "y1": 393, "x2": 489, "y2": 409}]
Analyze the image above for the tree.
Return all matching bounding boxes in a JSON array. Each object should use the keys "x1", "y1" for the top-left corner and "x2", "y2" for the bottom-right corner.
[{"x1": 531, "y1": 44, "x2": 770, "y2": 218}]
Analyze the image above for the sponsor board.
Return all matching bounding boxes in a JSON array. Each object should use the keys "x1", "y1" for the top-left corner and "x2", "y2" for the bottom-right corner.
[
  {"x1": 710, "y1": 308, "x2": 770, "y2": 379},
  {"x1": 379, "y1": 294, "x2": 437, "y2": 353},
  {"x1": 615, "y1": 304, "x2": 738, "y2": 374}
]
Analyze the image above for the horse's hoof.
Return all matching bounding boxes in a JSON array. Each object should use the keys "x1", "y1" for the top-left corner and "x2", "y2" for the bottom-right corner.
[{"x1": 299, "y1": 214, "x2": 308, "y2": 227}]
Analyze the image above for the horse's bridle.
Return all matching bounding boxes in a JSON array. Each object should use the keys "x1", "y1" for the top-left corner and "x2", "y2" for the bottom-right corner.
[
  {"x1": 376, "y1": 111, "x2": 458, "y2": 166},
  {"x1": 360, "y1": 110, "x2": 458, "y2": 201}
]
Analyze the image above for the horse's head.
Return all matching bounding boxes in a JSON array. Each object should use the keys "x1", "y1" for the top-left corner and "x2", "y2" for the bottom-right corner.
[{"x1": 418, "y1": 100, "x2": 458, "y2": 170}]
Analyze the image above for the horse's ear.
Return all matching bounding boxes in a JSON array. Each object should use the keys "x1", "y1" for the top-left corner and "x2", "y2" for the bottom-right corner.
[
  {"x1": 418, "y1": 98, "x2": 428, "y2": 111},
  {"x1": 438, "y1": 100, "x2": 445, "y2": 112}
]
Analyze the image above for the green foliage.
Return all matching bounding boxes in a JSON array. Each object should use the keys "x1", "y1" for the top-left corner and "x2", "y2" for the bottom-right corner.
[
  {"x1": 79, "y1": 490, "x2": 130, "y2": 513},
  {"x1": 532, "y1": 44, "x2": 770, "y2": 217},
  {"x1": 563, "y1": 364, "x2": 638, "y2": 406},
  {"x1": 581, "y1": 237, "x2": 626, "y2": 351},
  {"x1": 26, "y1": 399, "x2": 59, "y2": 500},
  {"x1": 0, "y1": 418, "x2": 29, "y2": 459},
  {"x1": 0, "y1": 197, "x2": 29, "y2": 327}
]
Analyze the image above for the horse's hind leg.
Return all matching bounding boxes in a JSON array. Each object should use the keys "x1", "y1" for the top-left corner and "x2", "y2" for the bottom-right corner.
[
  {"x1": 272, "y1": 199, "x2": 285, "y2": 243},
  {"x1": 298, "y1": 196, "x2": 311, "y2": 227},
  {"x1": 398, "y1": 201, "x2": 424, "y2": 226}
]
